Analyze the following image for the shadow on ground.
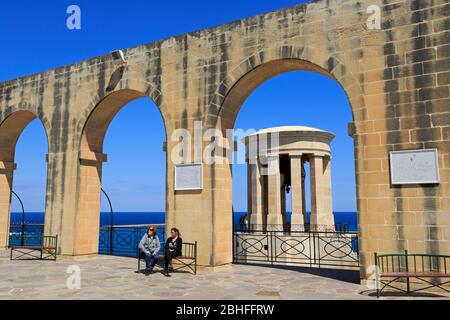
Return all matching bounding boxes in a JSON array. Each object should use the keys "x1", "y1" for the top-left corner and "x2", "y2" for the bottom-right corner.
[
  {"x1": 233, "y1": 262, "x2": 360, "y2": 284},
  {"x1": 361, "y1": 290, "x2": 449, "y2": 299}
]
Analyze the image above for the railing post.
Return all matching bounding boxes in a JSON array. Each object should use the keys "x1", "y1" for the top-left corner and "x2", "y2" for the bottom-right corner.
[
  {"x1": 317, "y1": 233, "x2": 321, "y2": 268},
  {"x1": 309, "y1": 231, "x2": 313, "y2": 268},
  {"x1": 11, "y1": 191, "x2": 25, "y2": 246},
  {"x1": 136, "y1": 227, "x2": 139, "y2": 257},
  {"x1": 311, "y1": 232, "x2": 316, "y2": 267},
  {"x1": 270, "y1": 231, "x2": 274, "y2": 265},
  {"x1": 101, "y1": 188, "x2": 114, "y2": 255},
  {"x1": 374, "y1": 252, "x2": 380, "y2": 298},
  {"x1": 110, "y1": 226, "x2": 114, "y2": 255},
  {"x1": 232, "y1": 226, "x2": 235, "y2": 263},
  {"x1": 404, "y1": 249, "x2": 410, "y2": 293},
  {"x1": 194, "y1": 241, "x2": 198, "y2": 275},
  {"x1": 21, "y1": 224, "x2": 25, "y2": 246}
]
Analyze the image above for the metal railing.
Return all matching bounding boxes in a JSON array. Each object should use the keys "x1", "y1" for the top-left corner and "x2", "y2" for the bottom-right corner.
[
  {"x1": 11, "y1": 191, "x2": 26, "y2": 245},
  {"x1": 8, "y1": 223, "x2": 44, "y2": 247},
  {"x1": 233, "y1": 227, "x2": 360, "y2": 269},
  {"x1": 234, "y1": 223, "x2": 351, "y2": 233},
  {"x1": 99, "y1": 224, "x2": 166, "y2": 257},
  {"x1": 8, "y1": 223, "x2": 166, "y2": 258}
]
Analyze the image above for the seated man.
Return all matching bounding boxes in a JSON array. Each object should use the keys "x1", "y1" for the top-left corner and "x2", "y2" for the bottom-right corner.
[{"x1": 138, "y1": 226, "x2": 161, "y2": 275}]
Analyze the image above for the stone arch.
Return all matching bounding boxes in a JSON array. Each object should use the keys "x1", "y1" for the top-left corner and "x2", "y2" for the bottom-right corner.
[
  {"x1": 0, "y1": 110, "x2": 50, "y2": 248},
  {"x1": 79, "y1": 89, "x2": 168, "y2": 155},
  {"x1": 72, "y1": 88, "x2": 168, "y2": 256},
  {"x1": 75, "y1": 79, "x2": 171, "y2": 142},
  {"x1": 206, "y1": 51, "x2": 364, "y2": 268},
  {"x1": 208, "y1": 47, "x2": 365, "y2": 131},
  {"x1": 0, "y1": 109, "x2": 51, "y2": 160}
]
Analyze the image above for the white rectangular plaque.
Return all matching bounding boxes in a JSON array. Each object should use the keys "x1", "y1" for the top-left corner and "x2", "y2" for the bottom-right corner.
[
  {"x1": 174, "y1": 163, "x2": 203, "y2": 191},
  {"x1": 389, "y1": 149, "x2": 440, "y2": 185}
]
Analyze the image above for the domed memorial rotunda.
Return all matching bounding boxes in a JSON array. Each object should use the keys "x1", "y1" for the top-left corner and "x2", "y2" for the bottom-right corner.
[{"x1": 242, "y1": 126, "x2": 336, "y2": 231}]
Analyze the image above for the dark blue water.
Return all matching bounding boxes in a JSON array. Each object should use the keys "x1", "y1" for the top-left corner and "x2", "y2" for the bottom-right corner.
[{"x1": 10, "y1": 211, "x2": 358, "y2": 231}]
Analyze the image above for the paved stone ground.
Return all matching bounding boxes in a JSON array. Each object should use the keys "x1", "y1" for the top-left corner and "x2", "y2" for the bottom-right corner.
[{"x1": 0, "y1": 250, "x2": 448, "y2": 300}]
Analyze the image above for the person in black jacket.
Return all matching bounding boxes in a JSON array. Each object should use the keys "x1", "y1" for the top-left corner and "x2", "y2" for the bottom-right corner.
[{"x1": 163, "y1": 228, "x2": 182, "y2": 277}]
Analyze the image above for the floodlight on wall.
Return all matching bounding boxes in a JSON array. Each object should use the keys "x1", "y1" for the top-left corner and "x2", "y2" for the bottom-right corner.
[{"x1": 111, "y1": 49, "x2": 127, "y2": 66}]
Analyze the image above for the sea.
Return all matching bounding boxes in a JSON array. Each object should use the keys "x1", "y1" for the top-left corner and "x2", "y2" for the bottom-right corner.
[{"x1": 10, "y1": 211, "x2": 358, "y2": 231}]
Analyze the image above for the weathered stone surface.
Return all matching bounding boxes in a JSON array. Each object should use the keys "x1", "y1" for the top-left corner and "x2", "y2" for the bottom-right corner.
[
  {"x1": 0, "y1": 0, "x2": 448, "y2": 282},
  {"x1": 1, "y1": 250, "x2": 448, "y2": 300}
]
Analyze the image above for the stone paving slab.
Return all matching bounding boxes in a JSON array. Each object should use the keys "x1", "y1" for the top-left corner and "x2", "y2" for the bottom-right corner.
[{"x1": 0, "y1": 250, "x2": 448, "y2": 300}]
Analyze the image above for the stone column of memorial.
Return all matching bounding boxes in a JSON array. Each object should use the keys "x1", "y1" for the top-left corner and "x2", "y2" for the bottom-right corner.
[{"x1": 243, "y1": 126, "x2": 335, "y2": 232}]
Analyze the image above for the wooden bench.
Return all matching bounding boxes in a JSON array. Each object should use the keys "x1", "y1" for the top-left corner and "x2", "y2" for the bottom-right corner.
[
  {"x1": 137, "y1": 241, "x2": 197, "y2": 275},
  {"x1": 10, "y1": 235, "x2": 58, "y2": 261},
  {"x1": 374, "y1": 250, "x2": 450, "y2": 297}
]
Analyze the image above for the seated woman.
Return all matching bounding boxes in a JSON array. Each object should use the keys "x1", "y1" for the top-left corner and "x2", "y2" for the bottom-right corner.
[
  {"x1": 163, "y1": 228, "x2": 182, "y2": 277},
  {"x1": 138, "y1": 225, "x2": 161, "y2": 275}
]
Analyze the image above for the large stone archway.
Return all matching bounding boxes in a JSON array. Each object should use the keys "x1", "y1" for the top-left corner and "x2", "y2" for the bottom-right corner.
[
  {"x1": 0, "y1": 0, "x2": 448, "y2": 281},
  {"x1": 208, "y1": 57, "x2": 361, "y2": 273},
  {"x1": 0, "y1": 110, "x2": 50, "y2": 248},
  {"x1": 48, "y1": 89, "x2": 168, "y2": 257}
]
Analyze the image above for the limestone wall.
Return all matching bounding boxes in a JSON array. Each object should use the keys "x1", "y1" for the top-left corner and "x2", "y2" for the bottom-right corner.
[{"x1": 0, "y1": 0, "x2": 448, "y2": 280}]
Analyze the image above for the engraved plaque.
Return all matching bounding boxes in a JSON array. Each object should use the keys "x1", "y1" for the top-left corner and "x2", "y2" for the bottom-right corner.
[
  {"x1": 174, "y1": 163, "x2": 203, "y2": 190},
  {"x1": 389, "y1": 149, "x2": 440, "y2": 185}
]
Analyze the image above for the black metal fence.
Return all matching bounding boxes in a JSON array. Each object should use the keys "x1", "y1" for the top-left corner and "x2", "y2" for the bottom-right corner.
[
  {"x1": 8, "y1": 223, "x2": 359, "y2": 270},
  {"x1": 8, "y1": 223, "x2": 166, "y2": 257},
  {"x1": 235, "y1": 223, "x2": 351, "y2": 233},
  {"x1": 99, "y1": 224, "x2": 166, "y2": 257},
  {"x1": 233, "y1": 228, "x2": 360, "y2": 269},
  {"x1": 8, "y1": 224, "x2": 44, "y2": 247}
]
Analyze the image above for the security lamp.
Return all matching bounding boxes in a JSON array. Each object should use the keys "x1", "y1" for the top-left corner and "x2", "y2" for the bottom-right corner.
[{"x1": 111, "y1": 50, "x2": 126, "y2": 65}]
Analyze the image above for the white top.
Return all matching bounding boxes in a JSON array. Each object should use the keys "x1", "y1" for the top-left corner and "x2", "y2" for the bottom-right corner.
[{"x1": 247, "y1": 125, "x2": 326, "y2": 136}]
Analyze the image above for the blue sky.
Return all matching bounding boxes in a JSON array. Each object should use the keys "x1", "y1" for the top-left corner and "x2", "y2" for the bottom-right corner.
[{"x1": 3, "y1": 0, "x2": 356, "y2": 213}]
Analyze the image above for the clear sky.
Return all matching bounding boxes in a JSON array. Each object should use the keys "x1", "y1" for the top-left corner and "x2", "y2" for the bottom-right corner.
[{"x1": 3, "y1": 0, "x2": 356, "y2": 213}]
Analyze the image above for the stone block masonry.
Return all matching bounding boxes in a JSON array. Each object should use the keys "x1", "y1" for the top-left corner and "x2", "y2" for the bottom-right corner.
[{"x1": 0, "y1": 0, "x2": 448, "y2": 281}]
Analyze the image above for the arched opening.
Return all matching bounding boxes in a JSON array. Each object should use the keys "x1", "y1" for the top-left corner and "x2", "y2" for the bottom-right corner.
[
  {"x1": 0, "y1": 111, "x2": 49, "y2": 248},
  {"x1": 77, "y1": 89, "x2": 166, "y2": 256},
  {"x1": 215, "y1": 58, "x2": 359, "y2": 272},
  {"x1": 232, "y1": 71, "x2": 356, "y2": 230}
]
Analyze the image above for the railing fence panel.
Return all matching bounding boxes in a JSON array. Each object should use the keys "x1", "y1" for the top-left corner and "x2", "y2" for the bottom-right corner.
[{"x1": 234, "y1": 228, "x2": 360, "y2": 269}]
